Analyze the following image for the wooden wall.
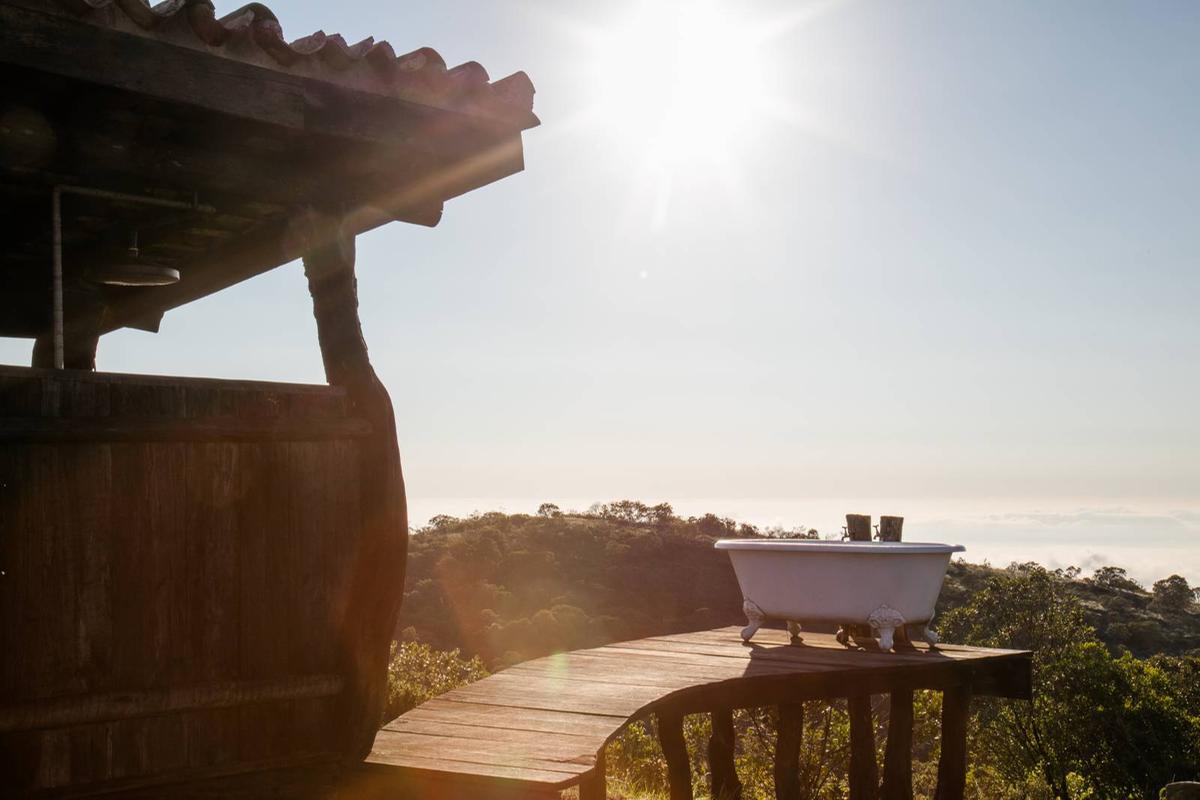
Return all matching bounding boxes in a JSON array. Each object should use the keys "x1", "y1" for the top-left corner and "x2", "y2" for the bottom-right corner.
[{"x1": 0, "y1": 366, "x2": 370, "y2": 795}]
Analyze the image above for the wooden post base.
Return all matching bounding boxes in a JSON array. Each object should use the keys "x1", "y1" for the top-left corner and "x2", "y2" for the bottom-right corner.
[
  {"x1": 848, "y1": 695, "x2": 878, "y2": 800},
  {"x1": 774, "y1": 703, "x2": 804, "y2": 800},
  {"x1": 880, "y1": 690, "x2": 914, "y2": 800},
  {"x1": 657, "y1": 712, "x2": 692, "y2": 800},
  {"x1": 708, "y1": 709, "x2": 741, "y2": 800},
  {"x1": 579, "y1": 750, "x2": 606, "y2": 800},
  {"x1": 934, "y1": 685, "x2": 971, "y2": 800}
]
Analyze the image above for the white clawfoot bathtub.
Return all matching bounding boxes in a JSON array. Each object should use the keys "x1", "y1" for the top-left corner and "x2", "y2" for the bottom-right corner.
[{"x1": 714, "y1": 540, "x2": 965, "y2": 650}]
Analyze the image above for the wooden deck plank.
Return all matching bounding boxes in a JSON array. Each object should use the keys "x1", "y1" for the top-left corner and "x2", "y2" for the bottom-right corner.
[
  {"x1": 401, "y1": 700, "x2": 626, "y2": 738},
  {"x1": 435, "y1": 684, "x2": 658, "y2": 718},
  {"x1": 506, "y1": 651, "x2": 856, "y2": 686},
  {"x1": 384, "y1": 717, "x2": 602, "y2": 744},
  {"x1": 369, "y1": 731, "x2": 589, "y2": 787},
  {"x1": 365, "y1": 752, "x2": 584, "y2": 787},
  {"x1": 623, "y1": 632, "x2": 989, "y2": 662},
  {"x1": 374, "y1": 730, "x2": 595, "y2": 767},
  {"x1": 590, "y1": 643, "x2": 943, "y2": 672},
  {"x1": 649, "y1": 628, "x2": 1012, "y2": 658}
]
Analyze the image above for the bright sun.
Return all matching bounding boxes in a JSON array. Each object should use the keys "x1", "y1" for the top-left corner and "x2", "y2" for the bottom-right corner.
[{"x1": 589, "y1": 1, "x2": 771, "y2": 166}]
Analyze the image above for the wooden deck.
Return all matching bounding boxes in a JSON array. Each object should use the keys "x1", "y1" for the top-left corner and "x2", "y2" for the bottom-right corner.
[{"x1": 364, "y1": 625, "x2": 1032, "y2": 800}]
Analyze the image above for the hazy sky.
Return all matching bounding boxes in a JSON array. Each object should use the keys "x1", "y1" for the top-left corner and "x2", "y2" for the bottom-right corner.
[{"x1": 3, "y1": 1, "x2": 1198, "y2": 529}]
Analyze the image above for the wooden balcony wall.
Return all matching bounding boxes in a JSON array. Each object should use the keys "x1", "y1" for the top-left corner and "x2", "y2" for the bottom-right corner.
[{"x1": 0, "y1": 366, "x2": 370, "y2": 795}]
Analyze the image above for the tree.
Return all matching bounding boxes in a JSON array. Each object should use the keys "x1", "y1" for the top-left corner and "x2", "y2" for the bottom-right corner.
[
  {"x1": 648, "y1": 502, "x2": 675, "y2": 525},
  {"x1": 537, "y1": 502, "x2": 562, "y2": 518},
  {"x1": 1091, "y1": 565, "x2": 1143, "y2": 593},
  {"x1": 1151, "y1": 574, "x2": 1197, "y2": 611},
  {"x1": 425, "y1": 514, "x2": 459, "y2": 530},
  {"x1": 940, "y1": 563, "x2": 1200, "y2": 799},
  {"x1": 692, "y1": 513, "x2": 738, "y2": 537}
]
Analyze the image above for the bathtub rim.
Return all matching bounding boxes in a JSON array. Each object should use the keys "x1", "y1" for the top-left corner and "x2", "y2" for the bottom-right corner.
[{"x1": 714, "y1": 539, "x2": 965, "y2": 555}]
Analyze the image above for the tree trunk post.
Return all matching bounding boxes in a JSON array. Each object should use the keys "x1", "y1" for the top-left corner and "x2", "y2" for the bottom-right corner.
[
  {"x1": 657, "y1": 711, "x2": 693, "y2": 800},
  {"x1": 774, "y1": 703, "x2": 804, "y2": 800},
  {"x1": 880, "y1": 689, "x2": 914, "y2": 800},
  {"x1": 848, "y1": 695, "x2": 878, "y2": 800},
  {"x1": 708, "y1": 709, "x2": 741, "y2": 800},
  {"x1": 933, "y1": 684, "x2": 972, "y2": 800},
  {"x1": 301, "y1": 209, "x2": 408, "y2": 758},
  {"x1": 32, "y1": 282, "x2": 104, "y2": 371}
]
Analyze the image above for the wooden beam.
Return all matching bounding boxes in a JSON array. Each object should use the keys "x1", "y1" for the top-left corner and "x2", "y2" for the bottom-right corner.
[
  {"x1": 708, "y1": 709, "x2": 741, "y2": 800},
  {"x1": 301, "y1": 211, "x2": 408, "y2": 759},
  {"x1": 656, "y1": 711, "x2": 693, "y2": 800},
  {"x1": 848, "y1": 695, "x2": 878, "y2": 800},
  {"x1": 100, "y1": 205, "x2": 441, "y2": 335},
  {"x1": 933, "y1": 685, "x2": 971, "y2": 800},
  {"x1": 0, "y1": 674, "x2": 343, "y2": 733},
  {"x1": 880, "y1": 690, "x2": 914, "y2": 800},
  {"x1": 773, "y1": 703, "x2": 804, "y2": 800},
  {"x1": 0, "y1": 415, "x2": 371, "y2": 443}
]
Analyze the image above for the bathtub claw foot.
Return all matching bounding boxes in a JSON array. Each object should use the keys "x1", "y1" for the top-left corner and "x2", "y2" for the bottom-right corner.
[
  {"x1": 787, "y1": 620, "x2": 803, "y2": 643},
  {"x1": 868, "y1": 605, "x2": 906, "y2": 652},
  {"x1": 914, "y1": 624, "x2": 939, "y2": 647},
  {"x1": 740, "y1": 600, "x2": 766, "y2": 643}
]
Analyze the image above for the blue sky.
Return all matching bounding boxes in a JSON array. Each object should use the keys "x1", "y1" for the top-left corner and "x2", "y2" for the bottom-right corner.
[{"x1": 3, "y1": 1, "x2": 1198, "y2": 571}]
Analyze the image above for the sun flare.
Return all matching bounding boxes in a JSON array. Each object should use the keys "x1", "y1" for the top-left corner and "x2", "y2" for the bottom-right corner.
[{"x1": 589, "y1": 1, "x2": 771, "y2": 166}]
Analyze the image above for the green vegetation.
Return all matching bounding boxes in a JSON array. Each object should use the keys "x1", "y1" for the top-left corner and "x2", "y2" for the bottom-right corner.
[
  {"x1": 386, "y1": 504, "x2": 1200, "y2": 799},
  {"x1": 939, "y1": 563, "x2": 1200, "y2": 798},
  {"x1": 384, "y1": 641, "x2": 488, "y2": 721}
]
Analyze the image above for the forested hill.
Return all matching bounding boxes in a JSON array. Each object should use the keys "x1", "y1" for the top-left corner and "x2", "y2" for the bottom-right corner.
[{"x1": 394, "y1": 503, "x2": 1200, "y2": 667}]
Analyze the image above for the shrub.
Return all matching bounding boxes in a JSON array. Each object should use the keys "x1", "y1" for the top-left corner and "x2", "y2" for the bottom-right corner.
[{"x1": 384, "y1": 641, "x2": 487, "y2": 722}]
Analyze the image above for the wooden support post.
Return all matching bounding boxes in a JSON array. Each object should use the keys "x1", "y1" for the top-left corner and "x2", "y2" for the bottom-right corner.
[
  {"x1": 708, "y1": 709, "x2": 741, "y2": 800},
  {"x1": 657, "y1": 711, "x2": 693, "y2": 800},
  {"x1": 32, "y1": 282, "x2": 104, "y2": 370},
  {"x1": 302, "y1": 210, "x2": 408, "y2": 758},
  {"x1": 933, "y1": 685, "x2": 971, "y2": 800},
  {"x1": 848, "y1": 695, "x2": 878, "y2": 800},
  {"x1": 579, "y1": 749, "x2": 606, "y2": 800},
  {"x1": 774, "y1": 703, "x2": 804, "y2": 800},
  {"x1": 880, "y1": 690, "x2": 914, "y2": 800}
]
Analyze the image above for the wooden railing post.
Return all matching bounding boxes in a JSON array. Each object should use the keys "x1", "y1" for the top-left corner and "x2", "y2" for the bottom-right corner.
[
  {"x1": 708, "y1": 709, "x2": 741, "y2": 799},
  {"x1": 848, "y1": 695, "x2": 879, "y2": 800},
  {"x1": 880, "y1": 690, "x2": 914, "y2": 800},
  {"x1": 657, "y1": 711, "x2": 693, "y2": 800},
  {"x1": 579, "y1": 749, "x2": 606, "y2": 800},
  {"x1": 774, "y1": 703, "x2": 804, "y2": 800},
  {"x1": 934, "y1": 685, "x2": 972, "y2": 800}
]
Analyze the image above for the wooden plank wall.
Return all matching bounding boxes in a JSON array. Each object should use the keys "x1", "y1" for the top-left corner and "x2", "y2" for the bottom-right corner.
[{"x1": 0, "y1": 367, "x2": 366, "y2": 795}]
